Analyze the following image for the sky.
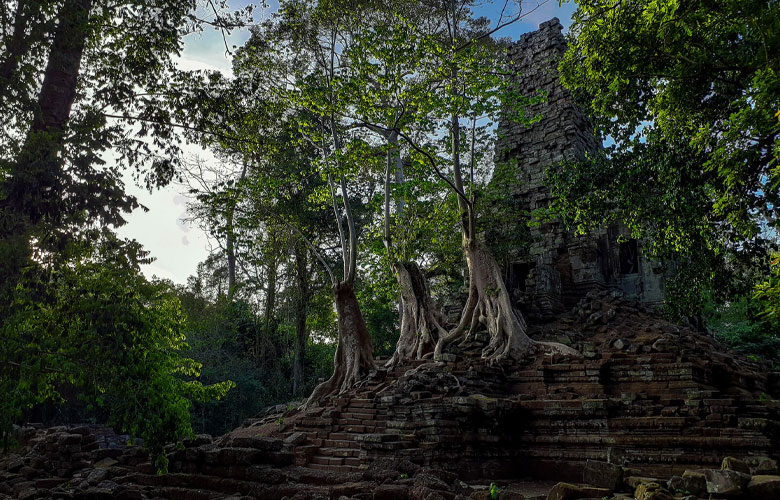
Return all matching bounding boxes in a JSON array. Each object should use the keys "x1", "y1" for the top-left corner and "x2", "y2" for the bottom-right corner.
[{"x1": 116, "y1": 0, "x2": 579, "y2": 285}]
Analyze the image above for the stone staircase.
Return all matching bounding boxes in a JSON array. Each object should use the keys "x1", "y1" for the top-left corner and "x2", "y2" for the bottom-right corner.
[
  {"x1": 222, "y1": 292, "x2": 780, "y2": 484},
  {"x1": 228, "y1": 300, "x2": 780, "y2": 483},
  {"x1": 288, "y1": 359, "x2": 439, "y2": 473},
  {"x1": 304, "y1": 397, "x2": 387, "y2": 472}
]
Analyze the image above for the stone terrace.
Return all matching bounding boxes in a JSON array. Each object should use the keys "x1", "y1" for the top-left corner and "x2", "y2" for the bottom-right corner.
[
  {"x1": 230, "y1": 290, "x2": 780, "y2": 482},
  {"x1": 2, "y1": 293, "x2": 780, "y2": 499}
]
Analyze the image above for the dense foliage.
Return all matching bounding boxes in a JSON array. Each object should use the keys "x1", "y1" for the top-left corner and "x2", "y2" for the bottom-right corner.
[
  {"x1": 3, "y1": 0, "x2": 780, "y2": 472},
  {"x1": 551, "y1": 0, "x2": 780, "y2": 326},
  {"x1": 0, "y1": 0, "x2": 248, "y2": 469},
  {"x1": 0, "y1": 235, "x2": 233, "y2": 470}
]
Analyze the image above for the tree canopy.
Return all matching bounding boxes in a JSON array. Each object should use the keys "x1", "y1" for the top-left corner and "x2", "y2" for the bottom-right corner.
[
  {"x1": 552, "y1": 0, "x2": 780, "y2": 318},
  {"x1": 558, "y1": 0, "x2": 779, "y2": 238}
]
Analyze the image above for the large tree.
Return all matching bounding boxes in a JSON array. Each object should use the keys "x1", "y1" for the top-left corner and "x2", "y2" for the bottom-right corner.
[
  {"x1": 366, "y1": 0, "x2": 578, "y2": 363},
  {"x1": 0, "y1": 0, "x2": 248, "y2": 467},
  {"x1": 233, "y1": 0, "x2": 385, "y2": 404},
  {"x1": 559, "y1": 0, "x2": 779, "y2": 240},
  {"x1": 552, "y1": 0, "x2": 779, "y2": 316},
  {"x1": 0, "y1": 0, "x2": 252, "y2": 280},
  {"x1": 337, "y1": 5, "x2": 456, "y2": 366}
]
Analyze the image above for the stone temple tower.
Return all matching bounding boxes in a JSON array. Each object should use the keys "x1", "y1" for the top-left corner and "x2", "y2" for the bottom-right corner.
[{"x1": 495, "y1": 18, "x2": 665, "y2": 318}]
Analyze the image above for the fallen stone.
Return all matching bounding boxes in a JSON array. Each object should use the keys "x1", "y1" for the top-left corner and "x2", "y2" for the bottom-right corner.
[
  {"x1": 625, "y1": 476, "x2": 660, "y2": 489},
  {"x1": 80, "y1": 486, "x2": 115, "y2": 499},
  {"x1": 667, "y1": 473, "x2": 705, "y2": 496},
  {"x1": 721, "y1": 456, "x2": 750, "y2": 474},
  {"x1": 93, "y1": 448, "x2": 123, "y2": 461},
  {"x1": 746, "y1": 475, "x2": 780, "y2": 500},
  {"x1": 704, "y1": 469, "x2": 749, "y2": 495},
  {"x1": 284, "y1": 432, "x2": 308, "y2": 446},
  {"x1": 412, "y1": 472, "x2": 449, "y2": 491},
  {"x1": 183, "y1": 434, "x2": 213, "y2": 447},
  {"x1": 755, "y1": 458, "x2": 780, "y2": 475},
  {"x1": 57, "y1": 433, "x2": 83, "y2": 445},
  {"x1": 636, "y1": 489, "x2": 673, "y2": 500},
  {"x1": 633, "y1": 481, "x2": 661, "y2": 500},
  {"x1": 582, "y1": 460, "x2": 622, "y2": 490},
  {"x1": 374, "y1": 484, "x2": 410, "y2": 500},
  {"x1": 229, "y1": 436, "x2": 284, "y2": 451},
  {"x1": 2, "y1": 457, "x2": 24, "y2": 473},
  {"x1": 546, "y1": 482, "x2": 610, "y2": 500},
  {"x1": 87, "y1": 468, "x2": 109, "y2": 484},
  {"x1": 16, "y1": 488, "x2": 41, "y2": 500},
  {"x1": 93, "y1": 457, "x2": 118, "y2": 469}
]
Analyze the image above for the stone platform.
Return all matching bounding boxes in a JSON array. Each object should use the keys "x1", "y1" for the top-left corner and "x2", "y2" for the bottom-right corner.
[
  {"x1": 2, "y1": 292, "x2": 779, "y2": 499},
  {"x1": 231, "y1": 290, "x2": 780, "y2": 482}
]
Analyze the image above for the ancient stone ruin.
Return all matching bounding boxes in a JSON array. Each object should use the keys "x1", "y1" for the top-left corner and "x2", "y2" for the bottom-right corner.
[
  {"x1": 2, "y1": 19, "x2": 780, "y2": 500},
  {"x1": 496, "y1": 18, "x2": 665, "y2": 319},
  {"x1": 5, "y1": 288, "x2": 778, "y2": 499}
]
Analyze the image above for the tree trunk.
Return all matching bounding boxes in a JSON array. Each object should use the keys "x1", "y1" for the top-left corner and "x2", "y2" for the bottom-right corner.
[
  {"x1": 255, "y1": 252, "x2": 278, "y2": 362},
  {"x1": 386, "y1": 261, "x2": 446, "y2": 366},
  {"x1": 226, "y1": 209, "x2": 236, "y2": 301},
  {"x1": 225, "y1": 164, "x2": 246, "y2": 302},
  {"x1": 306, "y1": 282, "x2": 375, "y2": 406},
  {"x1": 381, "y1": 132, "x2": 444, "y2": 366},
  {"x1": 293, "y1": 240, "x2": 310, "y2": 396},
  {"x1": 435, "y1": 240, "x2": 580, "y2": 362},
  {"x1": 264, "y1": 254, "x2": 277, "y2": 335},
  {"x1": 0, "y1": 0, "x2": 52, "y2": 102},
  {"x1": 5, "y1": 0, "x2": 93, "y2": 224},
  {"x1": 0, "y1": 0, "x2": 32, "y2": 98}
]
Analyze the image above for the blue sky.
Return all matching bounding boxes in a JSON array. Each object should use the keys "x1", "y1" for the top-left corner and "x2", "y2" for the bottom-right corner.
[{"x1": 117, "y1": 0, "x2": 579, "y2": 284}]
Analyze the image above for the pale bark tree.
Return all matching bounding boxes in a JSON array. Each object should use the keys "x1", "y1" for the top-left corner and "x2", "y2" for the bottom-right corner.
[
  {"x1": 395, "y1": 0, "x2": 580, "y2": 363},
  {"x1": 382, "y1": 133, "x2": 447, "y2": 366}
]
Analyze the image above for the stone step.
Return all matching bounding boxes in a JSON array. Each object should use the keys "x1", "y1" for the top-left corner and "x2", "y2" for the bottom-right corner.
[
  {"x1": 329, "y1": 432, "x2": 364, "y2": 441},
  {"x1": 346, "y1": 398, "x2": 374, "y2": 407},
  {"x1": 154, "y1": 486, "x2": 221, "y2": 500},
  {"x1": 118, "y1": 472, "x2": 263, "y2": 496},
  {"x1": 310, "y1": 455, "x2": 344, "y2": 466},
  {"x1": 317, "y1": 446, "x2": 360, "y2": 458},
  {"x1": 343, "y1": 406, "x2": 378, "y2": 415},
  {"x1": 322, "y1": 439, "x2": 361, "y2": 448},
  {"x1": 306, "y1": 461, "x2": 363, "y2": 473}
]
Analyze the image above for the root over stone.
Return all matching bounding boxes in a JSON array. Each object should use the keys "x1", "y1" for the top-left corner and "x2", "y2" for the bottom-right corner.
[
  {"x1": 306, "y1": 282, "x2": 375, "y2": 406},
  {"x1": 435, "y1": 240, "x2": 580, "y2": 363},
  {"x1": 386, "y1": 261, "x2": 447, "y2": 367}
]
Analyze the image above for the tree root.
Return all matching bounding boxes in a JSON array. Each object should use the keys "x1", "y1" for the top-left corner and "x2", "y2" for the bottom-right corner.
[
  {"x1": 386, "y1": 261, "x2": 447, "y2": 367},
  {"x1": 305, "y1": 282, "x2": 375, "y2": 408},
  {"x1": 435, "y1": 240, "x2": 580, "y2": 364}
]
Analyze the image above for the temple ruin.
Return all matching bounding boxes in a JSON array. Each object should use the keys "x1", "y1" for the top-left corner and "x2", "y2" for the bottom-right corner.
[{"x1": 495, "y1": 18, "x2": 666, "y2": 318}]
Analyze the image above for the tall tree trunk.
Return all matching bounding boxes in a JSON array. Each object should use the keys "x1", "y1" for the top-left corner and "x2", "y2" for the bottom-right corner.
[
  {"x1": 306, "y1": 282, "x2": 375, "y2": 406},
  {"x1": 0, "y1": 0, "x2": 91, "y2": 290},
  {"x1": 225, "y1": 164, "x2": 246, "y2": 302},
  {"x1": 304, "y1": 113, "x2": 375, "y2": 406},
  {"x1": 293, "y1": 240, "x2": 310, "y2": 396},
  {"x1": 434, "y1": 105, "x2": 578, "y2": 361},
  {"x1": 256, "y1": 252, "x2": 278, "y2": 362},
  {"x1": 387, "y1": 261, "x2": 446, "y2": 366},
  {"x1": 0, "y1": 0, "x2": 32, "y2": 98},
  {"x1": 226, "y1": 209, "x2": 236, "y2": 301},
  {"x1": 383, "y1": 133, "x2": 445, "y2": 366},
  {"x1": 0, "y1": 0, "x2": 53, "y2": 102},
  {"x1": 4, "y1": 0, "x2": 93, "y2": 225}
]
